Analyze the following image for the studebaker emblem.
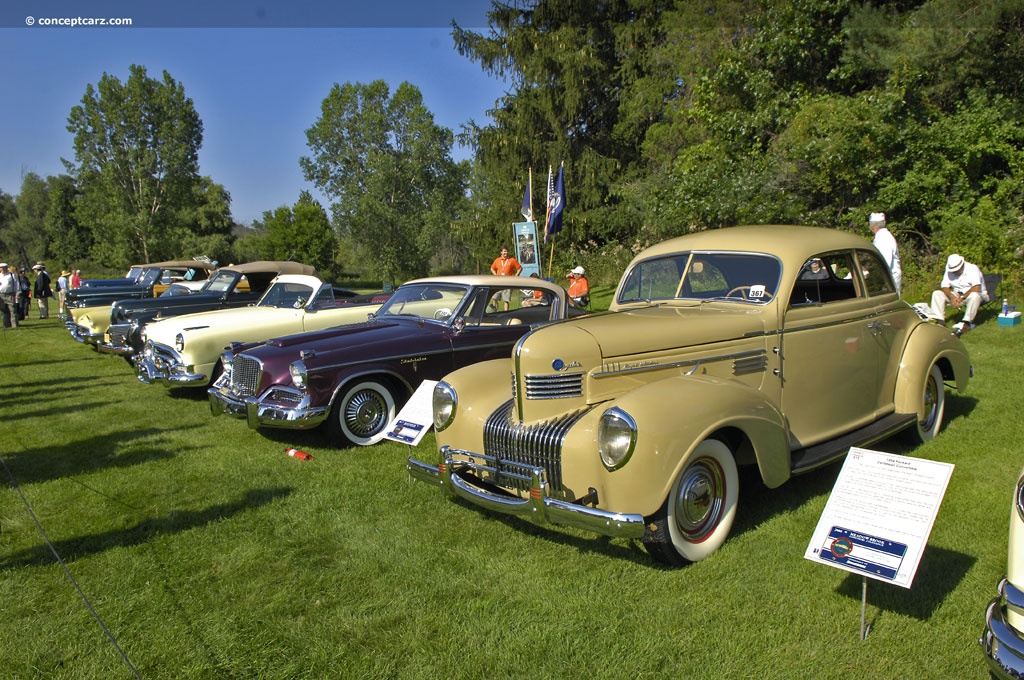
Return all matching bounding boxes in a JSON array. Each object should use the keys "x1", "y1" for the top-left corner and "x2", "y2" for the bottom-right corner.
[
  {"x1": 402, "y1": 356, "x2": 427, "y2": 365},
  {"x1": 552, "y1": 359, "x2": 582, "y2": 371}
]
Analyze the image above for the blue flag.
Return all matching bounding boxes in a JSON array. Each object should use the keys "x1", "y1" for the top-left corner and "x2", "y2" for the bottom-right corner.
[
  {"x1": 545, "y1": 164, "x2": 565, "y2": 242},
  {"x1": 521, "y1": 173, "x2": 533, "y2": 222}
]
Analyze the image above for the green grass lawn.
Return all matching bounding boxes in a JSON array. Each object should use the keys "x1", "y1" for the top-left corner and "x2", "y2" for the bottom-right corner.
[{"x1": 0, "y1": 309, "x2": 1018, "y2": 679}]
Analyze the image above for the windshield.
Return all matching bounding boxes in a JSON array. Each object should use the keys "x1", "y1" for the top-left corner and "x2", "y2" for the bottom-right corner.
[
  {"x1": 618, "y1": 251, "x2": 781, "y2": 305},
  {"x1": 377, "y1": 283, "x2": 470, "y2": 322},
  {"x1": 257, "y1": 281, "x2": 316, "y2": 309},
  {"x1": 203, "y1": 270, "x2": 238, "y2": 294},
  {"x1": 136, "y1": 267, "x2": 164, "y2": 287}
]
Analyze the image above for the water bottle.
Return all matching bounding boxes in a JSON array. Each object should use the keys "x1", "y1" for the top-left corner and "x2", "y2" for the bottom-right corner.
[{"x1": 1003, "y1": 298, "x2": 1009, "y2": 315}]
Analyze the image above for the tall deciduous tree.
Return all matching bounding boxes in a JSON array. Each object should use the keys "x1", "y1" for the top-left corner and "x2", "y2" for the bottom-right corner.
[
  {"x1": 45, "y1": 174, "x2": 90, "y2": 269},
  {"x1": 11, "y1": 173, "x2": 51, "y2": 266},
  {"x1": 67, "y1": 65, "x2": 203, "y2": 266},
  {"x1": 301, "y1": 80, "x2": 466, "y2": 286},
  {"x1": 250, "y1": 192, "x2": 337, "y2": 275}
]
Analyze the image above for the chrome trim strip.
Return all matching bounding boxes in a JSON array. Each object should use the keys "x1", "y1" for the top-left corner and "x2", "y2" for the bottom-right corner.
[{"x1": 594, "y1": 348, "x2": 766, "y2": 379}]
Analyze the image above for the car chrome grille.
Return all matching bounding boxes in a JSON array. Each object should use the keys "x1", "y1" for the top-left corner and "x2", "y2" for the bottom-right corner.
[
  {"x1": 522, "y1": 372, "x2": 584, "y2": 400},
  {"x1": 231, "y1": 355, "x2": 263, "y2": 397},
  {"x1": 108, "y1": 323, "x2": 130, "y2": 346},
  {"x1": 482, "y1": 399, "x2": 590, "y2": 493}
]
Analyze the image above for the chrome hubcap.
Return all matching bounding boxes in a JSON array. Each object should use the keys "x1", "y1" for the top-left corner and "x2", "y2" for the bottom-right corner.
[
  {"x1": 673, "y1": 457, "x2": 725, "y2": 542},
  {"x1": 343, "y1": 389, "x2": 387, "y2": 437}
]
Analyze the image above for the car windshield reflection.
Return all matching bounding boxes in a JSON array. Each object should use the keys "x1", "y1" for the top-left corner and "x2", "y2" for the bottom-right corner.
[
  {"x1": 257, "y1": 281, "x2": 316, "y2": 309},
  {"x1": 378, "y1": 284, "x2": 470, "y2": 322},
  {"x1": 618, "y1": 251, "x2": 781, "y2": 305}
]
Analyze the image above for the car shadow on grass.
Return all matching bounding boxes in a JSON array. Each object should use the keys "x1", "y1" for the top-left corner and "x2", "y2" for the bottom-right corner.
[
  {"x1": 2, "y1": 429, "x2": 177, "y2": 486},
  {"x1": 0, "y1": 487, "x2": 293, "y2": 570}
]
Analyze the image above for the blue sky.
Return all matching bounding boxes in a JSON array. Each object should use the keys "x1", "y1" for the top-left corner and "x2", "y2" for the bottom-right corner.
[{"x1": 0, "y1": 1, "x2": 507, "y2": 224}]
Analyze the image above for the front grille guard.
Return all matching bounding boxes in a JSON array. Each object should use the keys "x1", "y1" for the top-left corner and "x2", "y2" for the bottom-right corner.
[
  {"x1": 482, "y1": 399, "x2": 592, "y2": 494},
  {"x1": 231, "y1": 354, "x2": 263, "y2": 397}
]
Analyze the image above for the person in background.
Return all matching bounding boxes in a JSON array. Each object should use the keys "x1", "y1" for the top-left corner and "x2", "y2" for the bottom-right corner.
[
  {"x1": 868, "y1": 212, "x2": 902, "y2": 294},
  {"x1": 567, "y1": 265, "x2": 590, "y2": 307},
  {"x1": 32, "y1": 262, "x2": 52, "y2": 319},
  {"x1": 57, "y1": 270, "x2": 70, "y2": 316},
  {"x1": 522, "y1": 273, "x2": 550, "y2": 307},
  {"x1": 16, "y1": 266, "x2": 31, "y2": 321},
  {"x1": 929, "y1": 253, "x2": 988, "y2": 336},
  {"x1": 70, "y1": 269, "x2": 82, "y2": 288},
  {"x1": 0, "y1": 263, "x2": 18, "y2": 328},
  {"x1": 489, "y1": 245, "x2": 522, "y2": 311}
]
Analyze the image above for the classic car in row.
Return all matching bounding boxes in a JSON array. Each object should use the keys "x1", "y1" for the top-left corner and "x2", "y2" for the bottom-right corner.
[
  {"x1": 981, "y1": 464, "x2": 1024, "y2": 678},
  {"x1": 98, "y1": 261, "x2": 320, "y2": 358},
  {"x1": 136, "y1": 274, "x2": 384, "y2": 388},
  {"x1": 65, "y1": 259, "x2": 217, "y2": 344},
  {"x1": 408, "y1": 225, "x2": 971, "y2": 566},
  {"x1": 208, "y1": 275, "x2": 586, "y2": 447}
]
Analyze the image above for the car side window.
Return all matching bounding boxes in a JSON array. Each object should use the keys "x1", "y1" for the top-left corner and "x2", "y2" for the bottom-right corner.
[
  {"x1": 856, "y1": 249, "x2": 896, "y2": 296},
  {"x1": 789, "y1": 253, "x2": 860, "y2": 307}
]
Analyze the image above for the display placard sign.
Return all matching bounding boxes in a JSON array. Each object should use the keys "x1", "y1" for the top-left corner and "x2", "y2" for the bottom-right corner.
[
  {"x1": 804, "y1": 447, "x2": 954, "y2": 589},
  {"x1": 513, "y1": 221, "x2": 541, "y2": 278},
  {"x1": 383, "y1": 380, "x2": 438, "y2": 446}
]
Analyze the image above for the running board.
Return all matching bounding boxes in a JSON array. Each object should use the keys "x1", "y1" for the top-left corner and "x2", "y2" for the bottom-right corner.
[{"x1": 790, "y1": 412, "x2": 917, "y2": 475}]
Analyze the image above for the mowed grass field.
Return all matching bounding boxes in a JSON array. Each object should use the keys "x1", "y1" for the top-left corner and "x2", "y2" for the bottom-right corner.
[{"x1": 0, "y1": 308, "x2": 1019, "y2": 679}]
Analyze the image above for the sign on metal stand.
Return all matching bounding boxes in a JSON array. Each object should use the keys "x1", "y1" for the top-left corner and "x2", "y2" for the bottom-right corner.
[{"x1": 804, "y1": 447, "x2": 954, "y2": 640}]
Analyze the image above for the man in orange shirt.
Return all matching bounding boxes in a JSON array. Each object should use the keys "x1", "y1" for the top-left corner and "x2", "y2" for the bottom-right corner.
[
  {"x1": 567, "y1": 266, "x2": 590, "y2": 307},
  {"x1": 490, "y1": 245, "x2": 522, "y2": 310}
]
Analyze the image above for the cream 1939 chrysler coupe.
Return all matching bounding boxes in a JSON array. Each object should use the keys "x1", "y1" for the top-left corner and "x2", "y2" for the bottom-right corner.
[{"x1": 408, "y1": 225, "x2": 972, "y2": 566}]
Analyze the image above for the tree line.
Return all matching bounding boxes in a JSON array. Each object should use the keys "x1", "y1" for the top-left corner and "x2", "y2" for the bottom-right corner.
[{"x1": 1, "y1": 0, "x2": 1022, "y2": 291}]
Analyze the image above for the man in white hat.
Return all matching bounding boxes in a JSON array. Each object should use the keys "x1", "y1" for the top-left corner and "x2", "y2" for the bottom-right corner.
[
  {"x1": 567, "y1": 265, "x2": 590, "y2": 307},
  {"x1": 868, "y1": 212, "x2": 901, "y2": 294},
  {"x1": 929, "y1": 253, "x2": 988, "y2": 335},
  {"x1": 32, "y1": 262, "x2": 52, "y2": 319}
]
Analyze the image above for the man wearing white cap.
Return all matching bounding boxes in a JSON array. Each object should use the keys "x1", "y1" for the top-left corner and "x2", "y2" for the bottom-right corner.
[
  {"x1": 868, "y1": 212, "x2": 901, "y2": 294},
  {"x1": 929, "y1": 253, "x2": 988, "y2": 335},
  {"x1": 567, "y1": 265, "x2": 590, "y2": 307}
]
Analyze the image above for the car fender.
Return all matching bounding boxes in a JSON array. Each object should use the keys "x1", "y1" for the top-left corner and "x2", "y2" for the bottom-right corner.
[
  {"x1": 893, "y1": 323, "x2": 970, "y2": 418},
  {"x1": 434, "y1": 359, "x2": 517, "y2": 451},
  {"x1": 321, "y1": 363, "x2": 415, "y2": 409},
  {"x1": 575, "y1": 373, "x2": 791, "y2": 517}
]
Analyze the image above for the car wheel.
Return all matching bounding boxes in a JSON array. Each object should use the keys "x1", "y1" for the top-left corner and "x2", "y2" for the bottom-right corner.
[
  {"x1": 642, "y1": 438, "x2": 738, "y2": 566},
  {"x1": 908, "y1": 363, "x2": 946, "y2": 444},
  {"x1": 328, "y1": 380, "x2": 396, "y2": 447}
]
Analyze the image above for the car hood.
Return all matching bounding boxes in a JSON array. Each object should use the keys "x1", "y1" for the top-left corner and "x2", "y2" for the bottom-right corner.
[
  {"x1": 145, "y1": 305, "x2": 293, "y2": 341},
  {"x1": 539, "y1": 303, "x2": 770, "y2": 359},
  {"x1": 244, "y1": 317, "x2": 436, "y2": 363}
]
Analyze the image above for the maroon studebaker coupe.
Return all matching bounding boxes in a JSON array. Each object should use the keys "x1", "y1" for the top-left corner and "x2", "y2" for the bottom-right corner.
[{"x1": 208, "y1": 275, "x2": 586, "y2": 447}]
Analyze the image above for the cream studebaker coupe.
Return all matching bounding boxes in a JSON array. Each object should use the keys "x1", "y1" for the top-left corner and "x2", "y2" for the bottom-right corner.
[
  {"x1": 981, "y1": 464, "x2": 1024, "y2": 678},
  {"x1": 409, "y1": 225, "x2": 972, "y2": 566},
  {"x1": 136, "y1": 274, "x2": 383, "y2": 387}
]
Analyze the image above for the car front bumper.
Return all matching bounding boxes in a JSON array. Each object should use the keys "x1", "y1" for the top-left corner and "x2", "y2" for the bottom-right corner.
[
  {"x1": 97, "y1": 322, "x2": 139, "y2": 356},
  {"x1": 66, "y1": 320, "x2": 102, "y2": 345},
  {"x1": 981, "y1": 577, "x2": 1024, "y2": 679},
  {"x1": 208, "y1": 385, "x2": 329, "y2": 430},
  {"x1": 407, "y1": 445, "x2": 646, "y2": 540},
  {"x1": 136, "y1": 342, "x2": 207, "y2": 386}
]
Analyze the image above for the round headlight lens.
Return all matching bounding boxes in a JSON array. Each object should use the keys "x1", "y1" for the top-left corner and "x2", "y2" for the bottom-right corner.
[
  {"x1": 174, "y1": 333, "x2": 185, "y2": 352},
  {"x1": 433, "y1": 381, "x2": 457, "y2": 431},
  {"x1": 289, "y1": 360, "x2": 308, "y2": 388},
  {"x1": 598, "y1": 407, "x2": 637, "y2": 471}
]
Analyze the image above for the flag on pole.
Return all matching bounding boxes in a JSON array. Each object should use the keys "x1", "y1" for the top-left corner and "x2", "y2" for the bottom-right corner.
[
  {"x1": 520, "y1": 169, "x2": 533, "y2": 222},
  {"x1": 545, "y1": 163, "x2": 565, "y2": 242}
]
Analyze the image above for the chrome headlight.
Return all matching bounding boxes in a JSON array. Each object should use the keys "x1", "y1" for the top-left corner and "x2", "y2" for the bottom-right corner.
[
  {"x1": 289, "y1": 360, "x2": 308, "y2": 388},
  {"x1": 174, "y1": 333, "x2": 185, "y2": 352},
  {"x1": 433, "y1": 381, "x2": 457, "y2": 431},
  {"x1": 598, "y1": 407, "x2": 637, "y2": 471}
]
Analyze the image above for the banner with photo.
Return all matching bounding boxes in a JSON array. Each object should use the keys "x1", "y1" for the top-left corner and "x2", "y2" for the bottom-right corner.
[{"x1": 513, "y1": 221, "x2": 541, "y2": 279}]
